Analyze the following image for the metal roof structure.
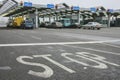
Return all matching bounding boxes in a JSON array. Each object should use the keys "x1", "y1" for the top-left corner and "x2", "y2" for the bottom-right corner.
[{"x1": 0, "y1": 0, "x2": 120, "y2": 19}]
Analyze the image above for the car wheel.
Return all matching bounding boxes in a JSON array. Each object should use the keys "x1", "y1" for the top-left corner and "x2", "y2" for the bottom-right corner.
[
  {"x1": 90, "y1": 26, "x2": 93, "y2": 30},
  {"x1": 97, "y1": 28, "x2": 100, "y2": 30},
  {"x1": 92, "y1": 27, "x2": 95, "y2": 30},
  {"x1": 83, "y1": 27, "x2": 86, "y2": 29},
  {"x1": 88, "y1": 27, "x2": 91, "y2": 29}
]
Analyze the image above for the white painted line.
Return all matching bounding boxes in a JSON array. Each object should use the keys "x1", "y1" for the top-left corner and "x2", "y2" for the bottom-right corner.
[
  {"x1": 31, "y1": 36, "x2": 42, "y2": 40},
  {"x1": 63, "y1": 45, "x2": 120, "y2": 56},
  {"x1": 101, "y1": 43, "x2": 120, "y2": 48},
  {"x1": 0, "y1": 40, "x2": 120, "y2": 47},
  {"x1": 0, "y1": 66, "x2": 11, "y2": 70}
]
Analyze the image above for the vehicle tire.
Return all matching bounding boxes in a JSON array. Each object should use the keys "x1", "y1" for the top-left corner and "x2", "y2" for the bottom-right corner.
[
  {"x1": 22, "y1": 26, "x2": 25, "y2": 29},
  {"x1": 90, "y1": 26, "x2": 93, "y2": 30},
  {"x1": 83, "y1": 27, "x2": 86, "y2": 29},
  {"x1": 88, "y1": 27, "x2": 90, "y2": 29},
  {"x1": 97, "y1": 28, "x2": 100, "y2": 30},
  {"x1": 92, "y1": 27, "x2": 95, "y2": 30},
  {"x1": 7, "y1": 25, "x2": 9, "y2": 28}
]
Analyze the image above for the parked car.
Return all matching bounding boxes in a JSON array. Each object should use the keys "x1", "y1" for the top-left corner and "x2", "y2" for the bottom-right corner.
[
  {"x1": 82, "y1": 22, "x2": 103, "y2": 30},
  {"x1": 40, "y1": 22, "x2": 51, "y2": 27},
  {"x1": 47, "y1": 22, "x2": 63, "y2": 28},
  {"x1": 21, "y1": 20, "x2": 34, "y2": 29},
  {"x1": 69, "y1": 23, "x2": 81, "y2": 28}
]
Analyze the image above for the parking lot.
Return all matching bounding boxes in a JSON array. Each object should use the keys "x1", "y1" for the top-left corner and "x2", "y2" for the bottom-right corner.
[{"x1": 0, "y1": 27, "x2": 120, "y2": 80}]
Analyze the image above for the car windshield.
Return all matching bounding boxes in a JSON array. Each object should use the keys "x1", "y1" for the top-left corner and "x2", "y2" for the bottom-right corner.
[{"x1": 25, "y1": 21, "x2": 33, "y2": 24}]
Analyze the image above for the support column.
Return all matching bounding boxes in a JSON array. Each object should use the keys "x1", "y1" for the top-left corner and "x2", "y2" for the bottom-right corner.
[
  {"x1": 35, "y1": 8, "x2": 39, "y2": 28},
  {"x1": 53, "y1": 16, "x2": 55, "y2": 22},
  {"x1": 108, "y1": 14, "x2": 111, "y2": 28},
  {"x1": 49, "y1": 15, "x2": 51, "y2": 23},
  {"x1": 43, "y1": 16, "x2": 45, "y2": 22},
  {"x1": 78, "y1": 11, "x2": 80, "y2": 25},
  {"x1": 56, "y1": 14, "x2": 58, "y2": 21}
]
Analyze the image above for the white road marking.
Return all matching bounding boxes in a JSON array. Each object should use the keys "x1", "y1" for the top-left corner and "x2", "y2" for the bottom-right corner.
[
  {"x1": 83, "y1": 67, "x2": 87, "y2": 70},
  {"x1": 0, "y1": 66, "x2": 11, "y2": 70},
  {"x1": 33, "y1": 54, "x2": 75, "y2": 73},
  {"x1": 0, "y1": 40, "x2": 120, "y2": 47},
  {"x1": 102, "y1": 43, "x2": 120, "y2": 48},
  {"x1": 16, "y1": 56, "x2": 53, "y2": 78},
  {"x1": 31, "y1": 36, "x2": 42, "y2": 40},
  {"x1": 76, "y1": 52, "x2": 120, "y2": 67},
  {"x1": 63, "y1": 45, "x2": 120, "y2": 56},
  {"x1": 61, "y1": 53, "x2": 108, "y2": 69}
]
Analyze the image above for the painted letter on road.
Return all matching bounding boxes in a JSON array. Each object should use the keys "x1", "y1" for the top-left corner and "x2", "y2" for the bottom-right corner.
[
  {"x1": 61, "y1": 53, "x2": 108, "y2": 69},
  {"x1": 16, "y1": 56, "x2": 53, "y2": 78}
]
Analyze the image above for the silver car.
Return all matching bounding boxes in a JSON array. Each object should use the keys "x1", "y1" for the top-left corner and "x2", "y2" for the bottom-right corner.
[
  {"x1": 48, "y1": 22, "x2": 63, "y2": 28},
  {"x1": 82, "y1": 22, "x2": 103, "y2": 30}
]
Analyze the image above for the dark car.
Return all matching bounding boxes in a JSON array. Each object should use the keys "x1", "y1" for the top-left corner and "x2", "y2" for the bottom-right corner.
[
  {"x1": 21, "y1": 20, "x2": 34, "y2": 29},
  {"x1": 40, "y1": 22, "x2": 51, "y2": 28}
]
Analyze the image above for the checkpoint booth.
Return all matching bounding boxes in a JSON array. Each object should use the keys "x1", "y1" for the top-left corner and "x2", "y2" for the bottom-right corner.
[
  {"x1": 38, "y1": 3, "x2": 81, "y2": 28},
  {"x1": 0, "y1": 0, "x2": 120, "y2": 28}
]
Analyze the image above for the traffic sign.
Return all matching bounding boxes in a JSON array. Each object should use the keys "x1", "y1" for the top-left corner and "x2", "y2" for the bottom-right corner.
[
  {"x1": 72, "y1": 6, "x2": 80, "y2": 10},
  {"x1": 108, "y1": 9, "x2": 114, "y2": 13},
  {"x1": 47, "y1": 4, "x2": 54, "y2": 9},
  {"x1": 24, "y1": 2, "x2": 32, "y2": 7},
  {"x1": 90, "y1": 8, "x2": 96, "y2": 12}
]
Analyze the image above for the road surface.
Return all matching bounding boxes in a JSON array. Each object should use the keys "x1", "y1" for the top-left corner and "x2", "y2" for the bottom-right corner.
[{"x1": 0, "y1": 27, "x2": 120, "y2": 80}]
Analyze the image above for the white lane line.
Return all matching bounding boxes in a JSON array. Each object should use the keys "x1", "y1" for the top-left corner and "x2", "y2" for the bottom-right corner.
[
  {"x1": 0, "y1": 66, "x2": 11, "y2": 70},
  {"x1": 31, "y1": 36, "x2": 42, "y2": 40},
  {"x1": 0, "y1": 40, "x2": 120, "y2": 47},
  {"x1": 63, "y1": 45, "x2": 120, "y2": 56},
  {"x1": 101, "y1": 43, "x2": 120, "y2": 48}
]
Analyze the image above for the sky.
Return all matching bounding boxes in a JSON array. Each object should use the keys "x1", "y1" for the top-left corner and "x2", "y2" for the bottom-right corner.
[{"x1": 1, "y1": 0, "x2": 120, "y2": 9}]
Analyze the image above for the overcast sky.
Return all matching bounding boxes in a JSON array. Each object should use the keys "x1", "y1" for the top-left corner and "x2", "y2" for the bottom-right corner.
[{"x1": 2, "y1": 0, "x2": 120, "y2": 9}]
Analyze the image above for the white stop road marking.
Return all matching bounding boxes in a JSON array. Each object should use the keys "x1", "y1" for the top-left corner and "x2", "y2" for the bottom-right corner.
[{"x1": 16, "y1": 52, "x2": 120, "y2": 78}]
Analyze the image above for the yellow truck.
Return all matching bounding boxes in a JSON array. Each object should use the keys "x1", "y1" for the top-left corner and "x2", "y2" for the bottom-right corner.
[
  {"x1": 12, "y1": 17, "x2": 24, "y2": 28},
  {"x1": 7, "y1": 17, "x2": 24, "y2": 28}
]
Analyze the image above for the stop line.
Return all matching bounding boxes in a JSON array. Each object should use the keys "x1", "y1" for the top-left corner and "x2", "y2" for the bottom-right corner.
[{"x1": 16, "y1": 52, "x2": 120, "y2": 78}]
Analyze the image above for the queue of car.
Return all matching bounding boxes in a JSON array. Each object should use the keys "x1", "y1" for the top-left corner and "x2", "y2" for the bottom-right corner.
[
  {"x1": 7, "y1": 17, "x2": 105, "y2": 30},
  {"x1": 39, "y1": 21, "x2": 105, "y2": 30}
]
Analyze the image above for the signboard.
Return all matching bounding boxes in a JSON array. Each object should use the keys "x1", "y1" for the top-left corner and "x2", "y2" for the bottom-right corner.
[
  {"x1": 47, "y1": 4, "x2": 54, "y2": 9},
  {"x1": 24, "y1": 2, "x2": 32, "y2": 7},
  {"x1": 90, "y1": 8, "x2": 96, "y2": 12},
  {"x1": 72, "y1": 6, "x2": 80, "y2": 10},
  {"x1": 108, "y1": 9, "x2": 114, "y2": 13}
]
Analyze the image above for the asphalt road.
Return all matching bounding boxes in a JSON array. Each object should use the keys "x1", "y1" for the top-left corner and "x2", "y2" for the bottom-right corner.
[{"x1": 0, "y1": 27, "x2": 120, "y2": 80}]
